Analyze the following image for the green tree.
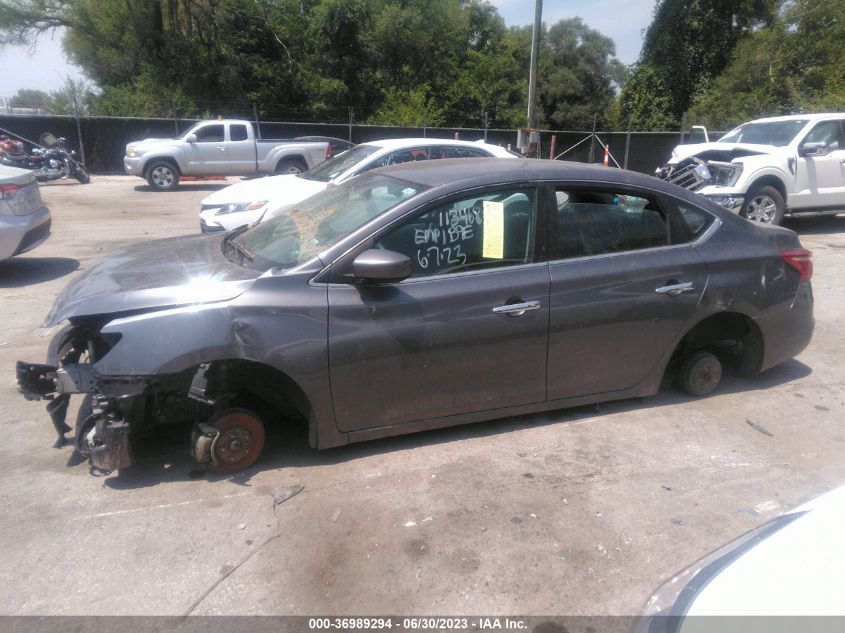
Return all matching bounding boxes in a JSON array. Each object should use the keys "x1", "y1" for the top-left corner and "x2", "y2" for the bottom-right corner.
[
  {"x1": 689, "y1": 0, "x2": 845, "y2": 128},
  {"x1": 369, "y1": 84, "x2": 446, "y2": 126},
  {"x1": 538, "y1": 17, "x2": 626, "y2": 129},
  {"x1": 1, "y1": 0, "x2": 630, "y2": 130},
  {"x1": 619, "y1": 0, "x2": 776, "y2": 129},
  {"x1": 8, "y1": 88, "x2": 50, "y2": 109},
  {"x1": 44, "y1": 78, "x2": 96, "y2": 114}
]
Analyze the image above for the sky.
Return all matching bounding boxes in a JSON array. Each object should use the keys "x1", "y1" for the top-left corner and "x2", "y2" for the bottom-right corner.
[{"x1": 0, "y1": 0, "x2": 655, "y2": 98}]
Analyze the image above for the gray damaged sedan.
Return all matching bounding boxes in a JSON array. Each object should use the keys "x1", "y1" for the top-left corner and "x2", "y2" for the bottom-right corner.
[{"x1": 17, "y1": 159, "x2": 814, "y2": 474}]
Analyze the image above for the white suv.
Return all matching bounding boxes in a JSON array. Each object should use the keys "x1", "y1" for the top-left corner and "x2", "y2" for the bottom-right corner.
[
  {"x1": 0, "y1": 165, "x2": 51, "y2": 260},
  {"x1": 657, "y1": 113, "x2": 845, "y2": 224}
]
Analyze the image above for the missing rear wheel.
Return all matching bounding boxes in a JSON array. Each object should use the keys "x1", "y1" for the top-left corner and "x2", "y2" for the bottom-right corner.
[{"x1": 679, "y1": 351, "x2": 723, "y2": 397}]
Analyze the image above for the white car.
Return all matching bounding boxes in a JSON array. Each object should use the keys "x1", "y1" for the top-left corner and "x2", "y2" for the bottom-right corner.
[
  {"x1": 656, "y1": 113, "x2": 845, "y2": 225},
  {"x1": 199, "y1": 138, "x2": 518, "y2": 232},
  {"x1": 0, "y1": 164, "x2": 51, "y2": 260},
  {"x1": 636, "y1": 484, "x2": 845, "y2": 629}
]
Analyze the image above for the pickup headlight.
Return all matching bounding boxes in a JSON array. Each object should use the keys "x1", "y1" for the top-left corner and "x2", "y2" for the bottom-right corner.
[
  {"x1": 705, "y1": 161, "x2": 743, "y2": 187},
  {"x1": 215, "y1": 200, "x2": 269, "y2": 215},
  {"x1": 126, "y1": 146, "x2": 142, "y2": 158}
]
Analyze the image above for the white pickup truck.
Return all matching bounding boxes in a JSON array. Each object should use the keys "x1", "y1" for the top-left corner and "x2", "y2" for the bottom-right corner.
[
  {"x1": 124, "y1": 119, "x2": 339, "y2": 191},
  {"x1": 656, "y1": 113, "x2": 845, "y2": 224}
]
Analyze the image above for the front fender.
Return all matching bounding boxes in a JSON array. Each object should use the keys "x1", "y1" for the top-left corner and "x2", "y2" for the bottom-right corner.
[
  {"x1": 138, "y1": 151, "x2": 187, "y2": 175},
  {"x1": 736, "y1": 162, "x2": 791, "y2": 194},
  {"x1": 91, "y1": 275, "x2": 336, "y2": 432}
]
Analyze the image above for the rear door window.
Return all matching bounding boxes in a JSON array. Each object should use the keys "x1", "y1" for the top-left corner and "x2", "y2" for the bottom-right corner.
[
  {"x1": 553, "y1": 189, "x2": 669, "y2": 260},
  {"x1": 432, "y1": 146, "x2": 492, "y2": 159},
  {"x1": 359, "y1": 147, "x2": 430, "y2": 173},
  {"x1": 229, "y1": 124, "x2": 249, "y2": 142}
]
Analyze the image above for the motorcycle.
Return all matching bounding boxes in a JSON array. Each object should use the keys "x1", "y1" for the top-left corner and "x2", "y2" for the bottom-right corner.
[
  {"x1": 0, "y1": 135, "x2": 28, "y2": 165},
  {"x1": 0, "y1": 132, "x2": 90, "y2": 184}
]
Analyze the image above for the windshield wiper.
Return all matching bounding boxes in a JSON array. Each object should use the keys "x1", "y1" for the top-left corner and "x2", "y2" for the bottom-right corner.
[{"x1": 222, "y1": 226, "x2": 254, "y2": 262}]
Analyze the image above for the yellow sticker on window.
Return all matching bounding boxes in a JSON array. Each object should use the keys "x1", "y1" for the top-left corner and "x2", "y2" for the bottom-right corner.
[{"x1": 482, "y1": 200, "x2": 504, "y2": 259}]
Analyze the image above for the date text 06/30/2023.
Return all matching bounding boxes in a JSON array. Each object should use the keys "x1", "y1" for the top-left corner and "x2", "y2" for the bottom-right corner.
[{"x1": 307, "y1": 617, "x2": 528, "y2": 630}]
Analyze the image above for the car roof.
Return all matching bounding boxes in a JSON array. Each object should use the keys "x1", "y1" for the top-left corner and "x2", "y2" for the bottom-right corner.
[
  {"x1": 361, "y1": 137, "x2": 502, "y2": 150},
  {"x1": 375, "y1": 157, "x2": 670, "y2": 190},
  {"x1": 746, "y1": 113, "x2": 845, "y2": 124},
  {"x1": 367, "y1": 157, "x2": 732, "y2": 218}
]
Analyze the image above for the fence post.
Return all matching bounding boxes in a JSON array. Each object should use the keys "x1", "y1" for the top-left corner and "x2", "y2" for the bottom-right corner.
[
  {"x1": 71, "y1": 87, "x2": 87, "y2": 170},
  {"x1": 483, "y1": 111, "x2": 488, "y2": 142},
  {"x1": 173, "y1": 99, "x2": 179, "y2": 135},
  {"x1": 588, "y1": 113, "x2": 597, "y2": 163},
  {"x1": 549, "y1": 134, "x2": 556, "y2": 160},
  {"x1": 680, "y1": 112, "x2": 688, "y2": 145},
  {"x1": 253, "y1": 103, "x2": 261, "y2": 140},
  {"x1": 423, "y1": 113, "x2": 427, "y2": 138},
  {"x1": 623, "y1": 114, "x2": 632, "y2": 170},
  {"x1": 348, "y1": 107, "x2": 353, "y2": 142}
]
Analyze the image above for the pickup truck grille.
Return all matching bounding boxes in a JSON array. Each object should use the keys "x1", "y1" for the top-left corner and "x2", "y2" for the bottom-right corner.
[{"x1": 662, "y1": 163, "x2": 707, "y2": 192}]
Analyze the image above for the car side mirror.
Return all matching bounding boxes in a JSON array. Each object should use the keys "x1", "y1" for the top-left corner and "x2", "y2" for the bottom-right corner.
[
  {"x1": 352, "y1": 249, "x2": 411, "y2": 284},
  {"x1": 799, "y1": 141, "x2": 828, "y2": 157},
  {"x1": 187, "y1": 133, "x2": 198, "y2": 143}
]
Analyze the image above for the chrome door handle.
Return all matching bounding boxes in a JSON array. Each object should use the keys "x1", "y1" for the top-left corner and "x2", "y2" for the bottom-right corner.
[
  {"x1": 655, "y1": 282, "x2": 695, "y2": 296},
  {"x1": 492, "y1": 300, "x2": 541, "y2": 316},
  {"x1": 218, "y1": 146, "x2": 226, "y2": 151}
]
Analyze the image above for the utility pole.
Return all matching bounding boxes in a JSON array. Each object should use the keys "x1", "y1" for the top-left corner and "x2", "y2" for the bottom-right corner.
[{"x1": 526, "y1": 0, "x2": 543, "y2": 132}]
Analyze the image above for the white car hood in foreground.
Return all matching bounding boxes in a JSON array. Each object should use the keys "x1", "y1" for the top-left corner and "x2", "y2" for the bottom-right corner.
[
  {"x1": 682, "y1": 484, "x2": 845, "y2": 616},
  {"x1": 638, "y1": 485, "x2": 845, "y2": 632}
]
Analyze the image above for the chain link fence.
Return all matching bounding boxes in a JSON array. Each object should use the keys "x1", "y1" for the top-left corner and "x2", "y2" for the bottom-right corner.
[{"x1": 0, "y1": 111, "x2": 690, "y2": 177}]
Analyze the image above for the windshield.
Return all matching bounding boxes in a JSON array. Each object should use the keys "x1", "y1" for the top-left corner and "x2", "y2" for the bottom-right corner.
[
  {"x1": 718, "y1": 119, "x2": 809, "y2": 146},
  {"x1": 230, "y1": 174, "x2": 426, "y2": 270},
  {"x1": 300, "y1": 144, "x2": 380, "y2": 182}
]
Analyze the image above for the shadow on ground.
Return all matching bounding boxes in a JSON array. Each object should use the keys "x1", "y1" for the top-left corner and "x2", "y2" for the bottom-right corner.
[
  {"x1": 133, "y1": 183, "x2": 232, "y2": 193},
  {"x1": 783, "y1": 214, "x2": 845, "y2": 235},
  {"x1": 91, "y1": 358, "x2": 812, "y2": 491},
  {"x1": 0, "y1": 257, "x2": 79, "y2": 288}
]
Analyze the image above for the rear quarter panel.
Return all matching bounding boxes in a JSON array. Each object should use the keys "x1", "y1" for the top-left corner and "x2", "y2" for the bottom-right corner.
[{"x1": 691, "y1": 215, "x2": 812, "y2": 369}]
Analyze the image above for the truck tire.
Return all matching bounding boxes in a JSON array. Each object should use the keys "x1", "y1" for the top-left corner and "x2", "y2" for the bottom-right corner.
[
  {"x1": 275, "y1": 159, "x2": 308, "y2": 175},
  {"x1": 145, "y1": 161, "x2": 181, "y2": 191},
  {"x1": 741, "y1": 185, "x2": 785, "y2": 225}
]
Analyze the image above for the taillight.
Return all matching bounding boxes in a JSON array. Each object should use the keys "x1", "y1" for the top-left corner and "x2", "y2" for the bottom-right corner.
[
  {"x1": 326, "y1": 145, "x2": 333, "y2": 159},
  {"x1": 0, "y1": 184, "x2": 20, "y2": 199},
  {"x1": 780, "y1": 248, "x2": 813, "y2": 282}
]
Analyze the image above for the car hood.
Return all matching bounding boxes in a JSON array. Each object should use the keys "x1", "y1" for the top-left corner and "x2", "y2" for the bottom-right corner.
[
  {"x1": 669, "y1": 142, "x2": 780, "y2": 164},
  {"x1": 201, "y1": 174, "x2": 326, "y2": 207},
  {"x1": 44, "y1": 234, "x2": 261, "y2": 327},
  {"x1": 685, "y1": 484, "x2": 845, "y2": 616}
]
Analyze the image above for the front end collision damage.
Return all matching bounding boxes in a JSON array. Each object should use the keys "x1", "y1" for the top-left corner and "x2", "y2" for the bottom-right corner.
[
  {"x1": 16, "y1": 271, "x2": 336, "y2": 475},
  {"x1": 16, "y1": 331, "x2": 177, "y2": 472},
  {"x1": 656, "y1": 146, "x2": 776, "y2": 213}
]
